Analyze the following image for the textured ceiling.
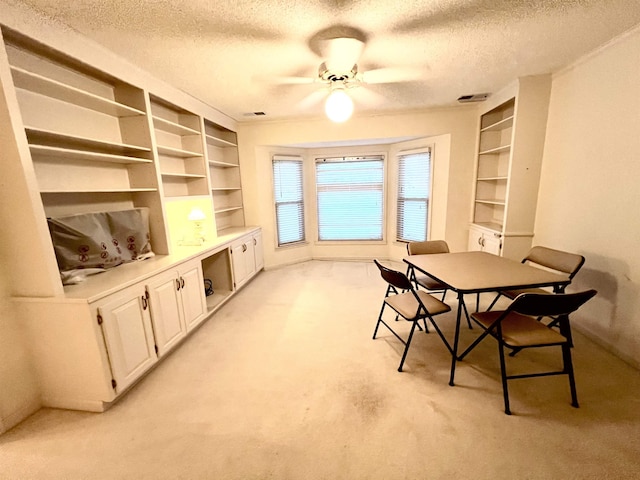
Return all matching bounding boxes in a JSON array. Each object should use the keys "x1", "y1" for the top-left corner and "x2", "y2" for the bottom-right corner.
[{"x1": 11, "y1": 0, "x2": 640, "y2": 122}]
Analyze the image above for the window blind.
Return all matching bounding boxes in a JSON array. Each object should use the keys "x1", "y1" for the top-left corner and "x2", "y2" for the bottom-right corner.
[
  {"x1": 315, "y1": 156, "x2": 384, "y2": 241},
  {"x1": 273, "y1": 156, "x2": 305, "y2": 246},
  {"x1": 397, "y1": 149, "x2": 431, "y2": 242}
]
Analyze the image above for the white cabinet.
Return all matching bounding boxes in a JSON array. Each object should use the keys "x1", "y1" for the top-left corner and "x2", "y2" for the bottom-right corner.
[
  {"x1": 14, "y1": 227, "x2": 260, "y2": 412},
  {"x1": 253, "y1": 230, "x2": 264, "y2": 271},
  {"x1": 179, "y1": 261, "x2": 208, "y2": 331},
  {"x1": 470, "y1": 75, "x2": 551, "y2": 260},
  {"x1": 468, "y1": 225, "x2": 502, "y2": 256},
  {"x1": 0, "y1": 24, "x2": 260, "y2": 416},
  {"x1": 146, "y1": 270, "x2": 186, "y2": 356},
  {"x1": 96, "y1": 283, "x2": 158, "y2": 395},
  {"x1": 231, "y1": 230, "x2": 263, "y2": 290},
  {"x1": 147, "y1": 260, "x2": 207, "y2": 356},
  {"x1": 231, "y1": 236, "x2": 254, "y2": 288}
]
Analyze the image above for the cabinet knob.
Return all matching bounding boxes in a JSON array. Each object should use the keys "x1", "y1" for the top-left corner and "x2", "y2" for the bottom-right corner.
[
  {"x1": 180, "y1": 277, "x2": 185, "y2": 289},
  {"x1": 175, "y1": 278, "x2": 181, "y2": 291},
  {"x1": 141, "y1": 295, "x2": 148, "y2": 310}
]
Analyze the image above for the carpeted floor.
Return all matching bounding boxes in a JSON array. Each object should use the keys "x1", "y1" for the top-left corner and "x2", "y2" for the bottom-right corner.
[{"x1": 1, "y1": 260, "x2": 639, "y2": 479}]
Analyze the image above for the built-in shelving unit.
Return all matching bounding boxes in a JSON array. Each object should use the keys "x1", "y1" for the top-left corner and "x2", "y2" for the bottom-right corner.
[
  {"x1": 0, "y1": 21, "x2": 262, "y2": 419},
  {"x1": 3, "y1": 28, "x2": 169, "y2": 254},
  {"x1": 472, "y1": 97, "x2": 514, "y2": 231},
  {"x1": 150, "y1": 96, "x2": 208, "y2": 199},
  {"x1": 204, "y1": 119, "x2": 244, "y2": 234},
  {"x1": 469, "y1": 76, "x2": 551, "y2": 260},
  {"x1": 9, "y1": 65, "x2": 147, "y2": 117}
]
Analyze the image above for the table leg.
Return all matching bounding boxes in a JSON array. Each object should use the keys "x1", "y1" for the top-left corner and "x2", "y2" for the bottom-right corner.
[{"x1": 449, "y1": 291, "x2": 464, "y2": 386}]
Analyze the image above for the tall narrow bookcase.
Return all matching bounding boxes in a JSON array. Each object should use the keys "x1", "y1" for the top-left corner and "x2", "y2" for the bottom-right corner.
[
  {"x1": 469, "y1": 75, "x2": 552, "y2": 260},
  {"x1": 204, "y1": 120, "x2": 245, "y2": 234}
]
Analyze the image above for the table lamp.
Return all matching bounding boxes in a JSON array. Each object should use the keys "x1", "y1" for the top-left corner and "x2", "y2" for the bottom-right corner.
[{"x1": 180, "y1": 208, "x2": 207, "y2": 246}]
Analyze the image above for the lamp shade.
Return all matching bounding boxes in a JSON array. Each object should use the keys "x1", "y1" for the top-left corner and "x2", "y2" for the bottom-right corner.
[
  {"x1": 325, "y1": 88, "x2": 354, "y2": 123},
  {"x1": 188, "y1": 208, "x2": 206, "y2": 222}
]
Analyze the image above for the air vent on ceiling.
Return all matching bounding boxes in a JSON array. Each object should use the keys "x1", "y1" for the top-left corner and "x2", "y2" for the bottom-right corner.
[
  {"x1": 457, "y1": 93, "x2": 490, "y2": 103},
  {"x1": 243, "y1": 111, "x2": 266, "y2": 116}
]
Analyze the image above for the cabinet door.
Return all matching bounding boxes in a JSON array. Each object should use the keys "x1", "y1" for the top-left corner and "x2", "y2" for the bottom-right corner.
[
  {"x1": 244, "y1": 236, "x2": 256, "y2": 278},
  {"x1": 468, "y1": 226, "x2": 502, "y2": 255},
  {"x1": 180, "y1": 262, "x2": 207, "y2": 331},
  {"x1": 231, "y1": 241, "x2": 249, "y2": 288},
  {"x1": 468, "y1": 227, "x2": 484, "y2": 252},
  {"x1": 253, "y1": 231, "x2": 264, "y2": 271},
  {"x1": 98, "y1": 285, "x2": 158, "y2": 394},
  {"x1": 146, "y1": 270, "x2": 186, "y2": 356},
  {"x1": 482, "y1": 233, "x2": 502, "y2": 256}
]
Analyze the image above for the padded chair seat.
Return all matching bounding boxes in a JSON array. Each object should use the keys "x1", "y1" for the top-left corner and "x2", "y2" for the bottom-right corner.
[
  {"x1": 414, "y1": 274, "x2": 448, "y2": 291},
  {"x1": 463, "y1": 289, "x2": 596, "y2": 414},
  {"x1": 385, "y1": 290, "x2": 451, "y2": 320},
  {"x1": 501, "y1": 287, "x2": 550, "y2": 299},
  {"x1": 373, "y1": 259, "x2": 454, "y2": 372},
  {"x1": 471, "y1": 311, "x2": 568, "y2": 348}
]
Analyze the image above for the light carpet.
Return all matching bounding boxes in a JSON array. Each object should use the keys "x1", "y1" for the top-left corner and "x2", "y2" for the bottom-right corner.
[{"x1": 1, "y1": 260, "x2": 639, "y2": 479}]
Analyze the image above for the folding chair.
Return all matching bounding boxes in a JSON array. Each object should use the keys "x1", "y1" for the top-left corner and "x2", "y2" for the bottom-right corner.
[
  {"x1": 406, "y1": 240, "x2": 450, "y2": 301},
  {"x1": 373, "y1": 259, "x2": 451, "y2": 372},
  {"x1": 458, "y1": 289, "x2": 597, "y2": 415},
  {"x1": 487, "y1": 246, "x2": 585, "y2": 350},
  {"x1": 488, "y1": 246, "x2": 585, "y2": 309}
]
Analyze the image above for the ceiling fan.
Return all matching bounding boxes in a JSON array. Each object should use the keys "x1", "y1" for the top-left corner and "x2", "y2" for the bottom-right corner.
[{"x1": 271, "y1": 32, "x2": 423, "y2": 122}]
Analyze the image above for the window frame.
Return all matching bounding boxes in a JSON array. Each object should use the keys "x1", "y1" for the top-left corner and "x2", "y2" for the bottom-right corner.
[
  {"x1": 272, "y1": 155, "x2": 305, "y2": 247},
  {"x1": 314, "y1": 155, "x2": 386, "y2": 243},
  {"x1": 396, "y1": 147, "x2": 433, "y2": 243}
]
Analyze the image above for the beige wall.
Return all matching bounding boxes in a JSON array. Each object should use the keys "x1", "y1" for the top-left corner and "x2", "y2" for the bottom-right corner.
[
  {"x1": 535, "y1": 26, "x2": 640, "y2": 367},
  {"x1": 237, "y1": 108, "x2": 477, "y2": 269},
  {"x1": 0, "y1": 272, "x2": 40, "y2": 434}
]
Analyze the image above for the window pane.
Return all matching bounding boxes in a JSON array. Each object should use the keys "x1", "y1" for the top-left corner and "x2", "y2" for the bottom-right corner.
[
  {"x1": 274, "y1": 161, "x2": 303, "y2": 202},
  {"x1": 397, "y1": 151, "x2": 431, "y2": 242},
  {"x1": 397, "y1": 199, "x2": 428, "y2": 242},
  {"x1": 273, "y1": 157, "x2": 304, "y2": 246},
  {"x1": 316, "y1": 158, "x2": 384, "y2": 241},
  {"x1": 276, "y1": 203, "x2": 304, "y2": 244}
]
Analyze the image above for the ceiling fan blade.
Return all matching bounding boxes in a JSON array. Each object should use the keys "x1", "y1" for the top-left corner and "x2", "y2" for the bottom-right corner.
[
  {"x1": 350, "y1": 87, "x2": 386, "y2": 108},
  {"x1": 362, "y1": 67, "x2": 424, "y2": 84},
  {"x1": 320, "y1": 37, "x2": 365, "y2": 73},
  {"x1": 297, "y1": 89, "x2": 328, "y2": 110},
  {"x1": 260, "y1": 75, "x2": 317, "y2": 85}
]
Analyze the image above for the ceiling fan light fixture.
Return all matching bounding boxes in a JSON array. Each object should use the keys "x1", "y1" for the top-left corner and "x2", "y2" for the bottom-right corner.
[{"x1": 324, "y1": 87, "x2": 353, "y2": 123}]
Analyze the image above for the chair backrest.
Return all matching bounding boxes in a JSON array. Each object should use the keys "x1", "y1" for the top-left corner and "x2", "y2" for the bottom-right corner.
[
  {"x1": 407, "y1": 240, "x2": 450, "y2": 256},
  {"x1": 374, "y1": 259, "x2": 413, "y2": 291},
  {"x1": 524, "y1": 246, "x2": 585, "y2": 280},
  {"x1": 508, "y1": 289, "x2": 597, "y2": 318}
]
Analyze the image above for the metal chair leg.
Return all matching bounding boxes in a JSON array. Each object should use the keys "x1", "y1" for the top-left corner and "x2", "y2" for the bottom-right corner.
[
  {"x1": 487, "y1": 292, "x2": 502, "y2": 311},
  {"x1": 498, "y1": 341, "x2": 511, "y2": 415},
  {"x1": 398, "y1": 319, "x2": 420, "y2": 372},
  {"x1": 562, "y1": 342, "x2": 579, "y2": 408},
  {"x1": 372, "y1": 303, "x2": 386, "y2": 339}
]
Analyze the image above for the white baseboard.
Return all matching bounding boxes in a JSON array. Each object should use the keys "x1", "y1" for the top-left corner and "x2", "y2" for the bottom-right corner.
[
  {"x1": 40, "y1": 396, "x2": 107, "y2": 413},
  {"x1": 0, "y1": 398, "x2": 41, "y2": 434},
  {"x1": 574, "y1": 324, "x2": 640, "y2": 371}
]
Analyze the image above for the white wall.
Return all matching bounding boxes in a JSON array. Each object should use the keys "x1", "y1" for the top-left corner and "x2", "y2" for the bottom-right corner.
[
  {"x1": 237, "y1": 108, "x2": 477, "y2": 269},
  {"x1": 0, "y1": 271, "x2": 41, "y2": 434},
  {"x1": 535, "y1": 26, "x2": 640, "y2": 367}
]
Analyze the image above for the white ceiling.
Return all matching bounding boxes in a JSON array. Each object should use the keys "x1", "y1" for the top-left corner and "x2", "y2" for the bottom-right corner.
[{"x1": 13, "y1": 0, "x2": 640, "y2": 122}]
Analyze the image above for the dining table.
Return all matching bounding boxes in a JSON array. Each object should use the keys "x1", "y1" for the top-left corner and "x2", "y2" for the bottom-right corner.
[{"x1": 403, "y1": 251, "x2": 571, "y2": 386}]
